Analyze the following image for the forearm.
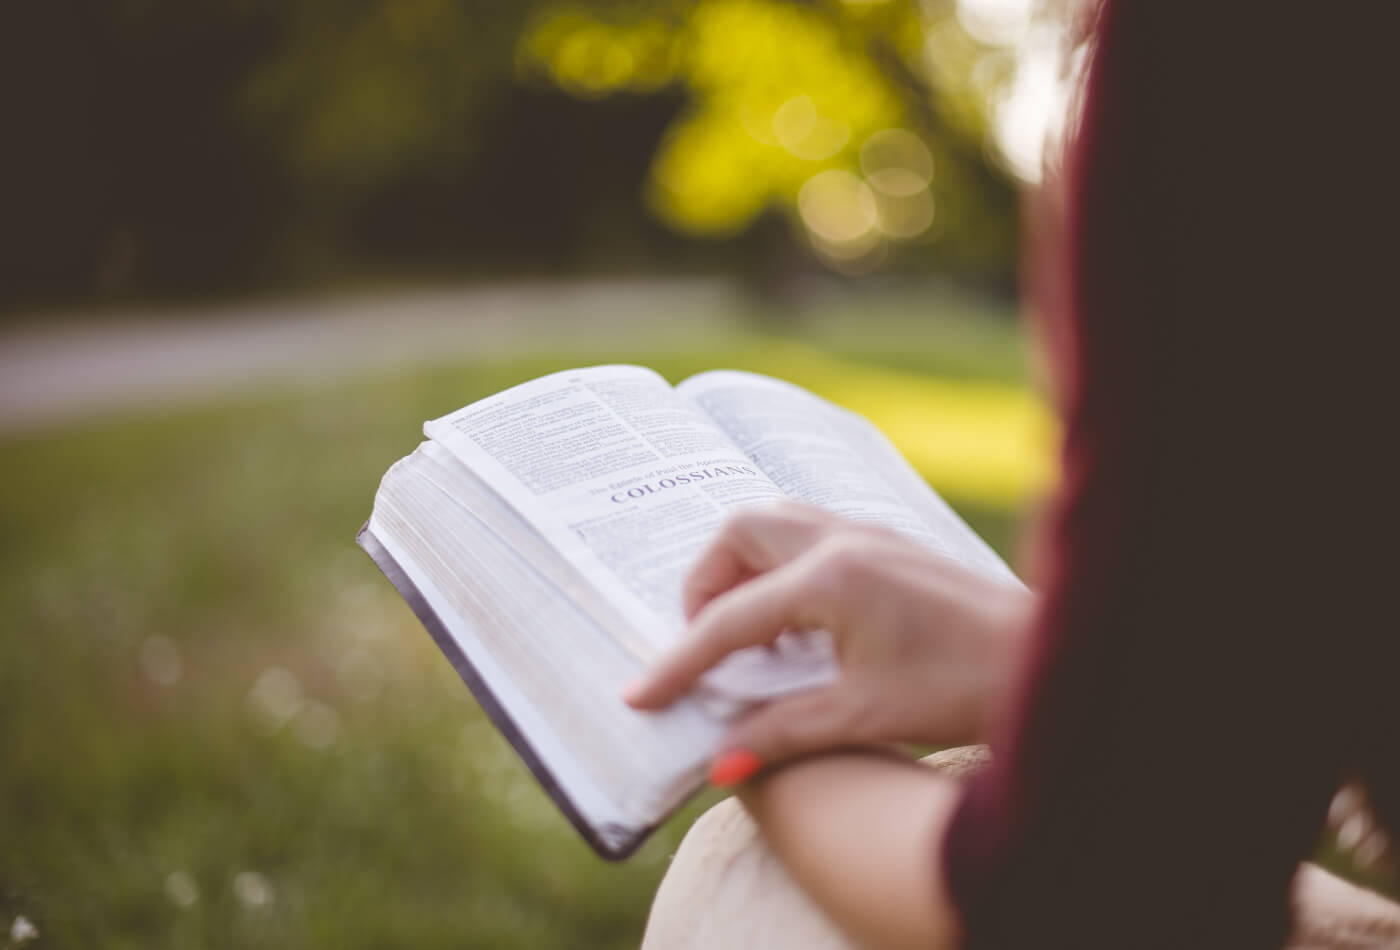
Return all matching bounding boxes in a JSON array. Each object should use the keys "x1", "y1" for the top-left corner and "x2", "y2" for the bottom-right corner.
[{"x1": 737, "y1": 751, "x2": 964, "y2": 950}]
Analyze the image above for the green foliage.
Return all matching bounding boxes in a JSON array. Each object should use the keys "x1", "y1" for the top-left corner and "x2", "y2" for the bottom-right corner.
[
  {"x1": 654, "y1": 0, "x2": 904, "y2": 233},
  {"x1": 244, "y1": 1, "x2": 534, "y2": 188},
  {"x1": 518, "y1": 5, "x2": 687, "y2": 98},
  {"x1": 517, "y1": 0, "x2": 1018, "y2": 274},
  {"x1": 8, "y1": 0, "x2": 1021, "y2": 307}
]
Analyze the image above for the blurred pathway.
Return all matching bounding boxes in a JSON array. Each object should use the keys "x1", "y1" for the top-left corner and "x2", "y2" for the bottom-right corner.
[{"x1": 0, "y1": 279, "x2": 749, "y2": 434}]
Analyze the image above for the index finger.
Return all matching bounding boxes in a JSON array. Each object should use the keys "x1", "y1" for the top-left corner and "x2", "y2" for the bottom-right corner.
[
  {"x1": 626, "y1": 558, "x2": 827, "y2": 708},
  {"x1": 682, "y1": 503, "x2": 837, "y2": 619}
]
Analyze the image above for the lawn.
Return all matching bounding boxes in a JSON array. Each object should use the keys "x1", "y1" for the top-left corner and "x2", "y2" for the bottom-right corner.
[{"x1": 1, "y1": 297, "x2": 1385, "y2": 947}]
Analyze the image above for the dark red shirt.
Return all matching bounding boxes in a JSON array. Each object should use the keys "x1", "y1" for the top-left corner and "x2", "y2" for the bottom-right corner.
[{"x1": 942, "y1": 3, "x2": 1400, "y2": 947}]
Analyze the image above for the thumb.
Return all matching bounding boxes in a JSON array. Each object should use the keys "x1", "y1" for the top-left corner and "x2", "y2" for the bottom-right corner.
[{"x1": 711, "y1": 685, "x2": 873, "y2": 783}]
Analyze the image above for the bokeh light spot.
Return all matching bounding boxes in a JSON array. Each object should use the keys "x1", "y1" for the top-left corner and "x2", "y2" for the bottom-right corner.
[
  {"x1": 555, "y1": 27, "x2": 636, "y2": 97},
  {"x1": 9, "y1": 917, "x2": 38, "y2": 946},
  {"x1": 875, "y1": 187, "x2": 935, "y2": 239},
  {"x1": 860, "y1": 128, "x2": 934, "y2": 196},
  {"x1": 139, "y1": 635, "x2": 183, "y2": 686},
  {"x1": 245, "y1": 666, "x2": 303, "y2": 734},
  {"x1": 798, "y1": 170, "x2": 878, "y2": 246},
  {"x1": 164, "y1": 870, "x2": 200, "y2": 908},
  {"x1": 956, "y1": 0, "x2": 1034, "y2": 47},
  {"x1": 233, "y1": 871, "x2": 274, "y2": 909},
  {"x1": 295, "y1": 700, "x2": 341, "y2": 750},
  {"x1": 773, "y1": 95, "x2": 818, "y2": 149},
  {"x1": 774, "y1": 95, "x2": 850, "y2": 161}
]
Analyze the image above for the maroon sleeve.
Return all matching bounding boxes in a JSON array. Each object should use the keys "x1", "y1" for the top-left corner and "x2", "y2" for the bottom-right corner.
[{"x1": 941, "y1": 3, "x2": 1400, "y2": 947}]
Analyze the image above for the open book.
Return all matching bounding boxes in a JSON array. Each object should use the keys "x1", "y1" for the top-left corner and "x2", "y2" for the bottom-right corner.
[{"x1": 358, "y1": 366, "x2": 1019, "y2": 858}]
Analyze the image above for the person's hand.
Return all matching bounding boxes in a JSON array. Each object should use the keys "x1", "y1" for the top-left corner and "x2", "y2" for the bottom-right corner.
[{"x1": 624, "y1": 502, "x2": 1034, "y2": 778}]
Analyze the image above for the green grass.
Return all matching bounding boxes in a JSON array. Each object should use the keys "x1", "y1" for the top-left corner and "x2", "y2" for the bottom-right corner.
[
  {"x1": 3, "y1": 310, "x2": 1387, "y2": 947},
  {"x1": 0, "y1": 323, "x2": 1030, "y2": 949}
]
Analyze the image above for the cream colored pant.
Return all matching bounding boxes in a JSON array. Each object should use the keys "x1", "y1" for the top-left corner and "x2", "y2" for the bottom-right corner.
[{"x1": 641, "y1": 747, "x2": 1400, "y2": 950}]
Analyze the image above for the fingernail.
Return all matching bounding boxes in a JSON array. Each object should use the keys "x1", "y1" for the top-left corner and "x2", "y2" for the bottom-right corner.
[
  {"x1": 709, "y1": 748, "x2": 762, "y2": 787},
  {"x1": 621, "y1": 677, "x2": 647, "y2": 705}
]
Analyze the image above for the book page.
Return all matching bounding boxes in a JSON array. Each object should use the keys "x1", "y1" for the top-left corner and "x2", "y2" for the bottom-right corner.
[
  {"x1": 367, "y1": 459, "x2": 723, "y2": 833},
  {"x1": 678, "y1": 370, "x2": 1021, "y2": 585},
  {"x1": 423, "y1": 366, "x2": 789, "y2": 660},
  {"x1": 412, "y1": 440, "x2": 645, "y2": 644}
]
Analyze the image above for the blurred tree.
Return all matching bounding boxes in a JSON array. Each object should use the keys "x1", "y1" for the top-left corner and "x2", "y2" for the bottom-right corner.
[
  {"x1": 3, "y1": 1, "x2": 291, "y2": 305},
  {"x1": 517, "y1": 0, "x2": 1019, "y2": 279},
  {"x1": 241, "y1": 1, "x2": 536, "y2": 267},
  {"x1": 0, "y1": 0, "x2": 1021, "y2": 312}
]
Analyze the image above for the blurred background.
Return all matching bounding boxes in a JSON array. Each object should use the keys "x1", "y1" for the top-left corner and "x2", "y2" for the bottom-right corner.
[
  {"x1": 1, "y1": 1, "x2": 1390, "y2": 947},
  {"x1": 5, "y1": 0, "x2": 1056, "y2": 308}
]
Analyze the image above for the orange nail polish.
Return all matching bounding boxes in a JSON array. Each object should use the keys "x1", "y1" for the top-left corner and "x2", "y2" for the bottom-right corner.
[{"x1": 709, "y1": 748, "x2": 762, "y2": 787}]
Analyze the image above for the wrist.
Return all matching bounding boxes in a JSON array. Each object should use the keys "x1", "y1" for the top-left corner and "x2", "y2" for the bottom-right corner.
[
  {"x1": 736, "y1": 746, "x2": 909, "y2": 809},
  {"x1": 968, "y1": 594, "x2": 1035, "y2": 742}
]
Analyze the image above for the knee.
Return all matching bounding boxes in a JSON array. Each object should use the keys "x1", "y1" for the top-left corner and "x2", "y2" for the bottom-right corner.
[{"x1": 642, "y1": 797, "x2": 853, "y2": 950}]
